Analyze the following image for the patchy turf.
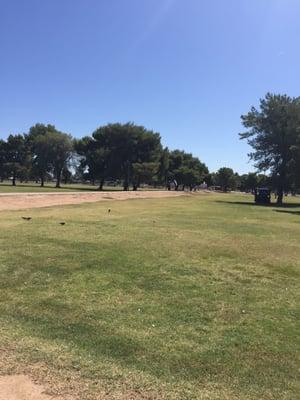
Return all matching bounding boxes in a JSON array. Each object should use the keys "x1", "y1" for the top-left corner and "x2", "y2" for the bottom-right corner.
[
  {"x1": 0, "y1": 375, "x2": 63, "y2": 400},
  {"x1": 0, "y1": 193, "x2": 299, "y2": 399},
  {"x1": 0, "y1": 190, "x2": 186, "y2": 211}
]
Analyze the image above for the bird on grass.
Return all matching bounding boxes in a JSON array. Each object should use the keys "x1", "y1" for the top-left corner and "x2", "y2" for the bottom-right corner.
[
  {"x1": 59, "y1": 222, "x2": 66, "y2": 225},
  {"x1": 22, "y1": 217, "x2": 32, "y2": 221}
]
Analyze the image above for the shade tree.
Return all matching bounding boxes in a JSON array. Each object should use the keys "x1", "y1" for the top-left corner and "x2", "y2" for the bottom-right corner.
[
  {"x1": 240, "y1": 93, "x2": 300, "y2": 204},
  {"x1": 167, "y1": 150, "x2": 208, "y2": 190},
  {"x1": 90, "y1": 123, "x2": 163, "y2": 190},
  {"x1": 215, "y1": 167, "x2": 237, "y2": 192},
  {"x1": 3, "y1": 134, "x2": 29, "y2": 186}
]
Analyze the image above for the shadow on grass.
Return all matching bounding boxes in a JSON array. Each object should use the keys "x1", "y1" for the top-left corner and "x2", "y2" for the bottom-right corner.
[
  {"x1": 0, "y1": 183, "x2": 122, "y2": 192},
  {"x1": 274, "y1": 210, "x2": 300, "y2": 216},
  {"x1": 53, "y1": 185, "x2": 124, "y2": 192},
  {"x1": 0, "y1": 183, "x2": 94, "y2": 191},
  {"x1": 215, "y1": 200, "x2": 300, "y2": 209},
  {"x1": 3, "y1": 302, "x2": 239, "y2": 384},
  {"x1": 51, "y1": 185, "x2": 101, "y2": 192}
]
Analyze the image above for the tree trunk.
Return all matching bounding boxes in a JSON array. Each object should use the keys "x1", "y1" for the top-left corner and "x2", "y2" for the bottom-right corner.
[
  {"x1": 56, "y1": 172, "x2": 61, "y2": 188},
  {"x1": 12, "y1": 173, "x2": 16, "y2": 186},
  {"x1": 277, "y1": 188, "x2": 283, "y2": 205},
  {"x1": 123, "y1": 161, "x2": 130, "y2": 191},
  {"x1": 40, "y1": 175, "x2": 44, "y2": 187},
  {"x1": 98, "y1": 178, "x2": 104, "y2": 191}
]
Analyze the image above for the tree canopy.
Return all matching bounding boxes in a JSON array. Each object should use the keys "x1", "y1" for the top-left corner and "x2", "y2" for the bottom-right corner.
[
  {"x1": 215, "y1": 167, "x2": 236, "y2": 192},
  {"x1": 26, "y1": 124, "x2": 73, "y2": 188},
  {"x1": 240, "y1": 93, "x2": 300, "y2": 204},
  {"x1": 0, "y1": 100, "x2": 299, "y2": 197},
  {"x1": 3, "y1": 134, "x2": 29, "y2": 186}
]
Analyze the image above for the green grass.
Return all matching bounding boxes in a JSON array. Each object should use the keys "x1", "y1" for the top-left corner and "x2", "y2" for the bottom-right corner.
[
  {"x1": 0, "y1": 193, "x2": 299, "y2": 399},
  {"x1": 0, "y1": 181, "x2": 124, "y2": 192}
]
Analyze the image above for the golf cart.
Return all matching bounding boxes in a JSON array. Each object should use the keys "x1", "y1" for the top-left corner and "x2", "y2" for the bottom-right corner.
[{"x1": 254, "y1": 188, "x2": 271, "y2": 204}]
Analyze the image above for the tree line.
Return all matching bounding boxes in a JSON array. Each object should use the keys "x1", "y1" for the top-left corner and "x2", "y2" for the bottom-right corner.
[
  {"x1": 0, "y1": 122, "x2": 211, "y2": 191},
  {"x1": 0, "y1": 127, "x2": 272, "y2": 193},
  {"x1": 0, "y1": 93, "x2": 299, "y2": 203},
  {"x1": 0, "y1": 125, "x2": 73, "y2": 188},
  {"x1": 0, "y1": 122, "x2": 268, "y2": 193}
]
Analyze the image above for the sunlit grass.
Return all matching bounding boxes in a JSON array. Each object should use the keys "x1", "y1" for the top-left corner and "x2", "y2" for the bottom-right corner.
[
  {"x1": 0, "y1": 193, "x2": 299, "y2": 399},
  {"x1": 0, "y1": 181, "x2": 123, "y2": 192},
  {"x1": 0, "y1": 181, "x2": 161, "y2": 193}
]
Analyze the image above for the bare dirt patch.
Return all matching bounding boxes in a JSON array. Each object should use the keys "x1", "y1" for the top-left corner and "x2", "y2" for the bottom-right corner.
[
  {"x1": 0, "y1": 191, "x2": 187, "y2": 211},
  {"x1": 0, "y1": 375, "x2": 61, "y2": 400}
]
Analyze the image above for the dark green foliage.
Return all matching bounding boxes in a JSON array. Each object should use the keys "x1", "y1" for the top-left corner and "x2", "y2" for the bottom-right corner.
[
  {"x1": 93, "y1": 123, "x2": 162, "y2": 190},
  {"x1": 240, "y1": 93, "x2": 300, "y2": 204},
  {"x1": 45, "y1": 131, "x2": 73, "y2": 188},
  {"x1": 0, "y1": 139, "x2": 7, "y2": 181},
  {"x1": 3, "y1": 134, "x2": 29, "y2": 186},
  {"x1": 132, "y1": 162, "x2": 159, "y2": 190},
  {"x1": 157, "y1": 147, "x2": 170, "y2": 186},
  {"x1": 239, "y1": 173, "x2": 270, "y2": 192},
  {"x1": 26, "y1": 123, "x2": 58, "y2": 186},
  {"x1": 76, "y1": 125, "x2": 208, "y2": 191},
  {"x1": 215, "y1": 167, "x2": 237, "y2": 192},
  {"x1": 168, "y1": 150, "x2": 208, "y2": 190},
  {"x1": 75, "y1": 135, "x2": 112, "y2": 189},
  {"x1": 239, "y1": 173, "x2": 258, "y2": 192},
  {"x1": 26, "y1": 124, "x2": 73, "y2": 188},
  {"x1": 77, "y1": 123, "x2": 163, "y2": 190}
]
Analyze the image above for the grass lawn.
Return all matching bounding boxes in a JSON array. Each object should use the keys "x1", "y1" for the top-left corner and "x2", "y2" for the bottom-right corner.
[
  {"x1": 0, "y1": 182, "x2": 96, "y2": 192},
  {"x1": 0, "y1": 181, "x2": 161, "y2": 193},
  {"x1": 0, "y1": 193, "x2": 299, "y2": 399},
  {"x1": 0, "y1": 181, "x2": 123, "y2": 192}
]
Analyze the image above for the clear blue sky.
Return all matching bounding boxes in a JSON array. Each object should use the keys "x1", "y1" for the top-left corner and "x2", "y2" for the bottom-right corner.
[{"x1": 1, "y1": 0, "x2": 299, "y2": 173}]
